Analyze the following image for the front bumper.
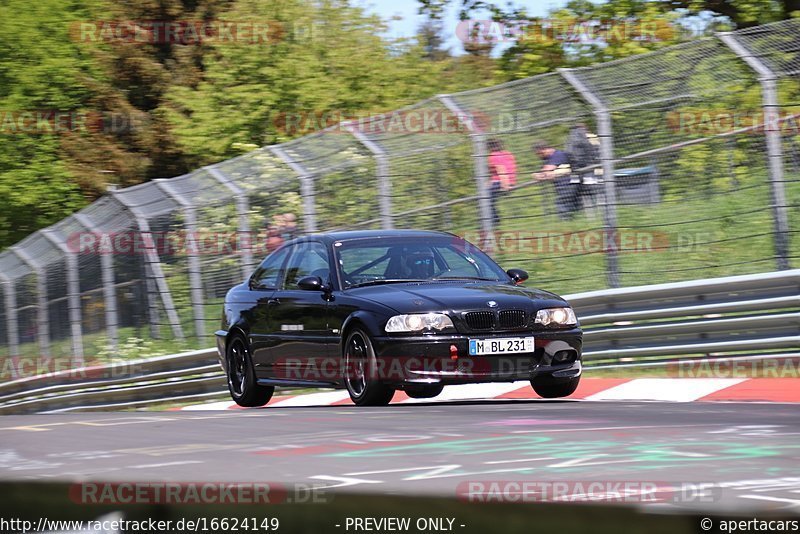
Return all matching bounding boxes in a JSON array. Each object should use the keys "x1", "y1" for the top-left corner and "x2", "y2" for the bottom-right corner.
[{"x1": 370, "y1": 328, "x2": 582, "y2": 385}]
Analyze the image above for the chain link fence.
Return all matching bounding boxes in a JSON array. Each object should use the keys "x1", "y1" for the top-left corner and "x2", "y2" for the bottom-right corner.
[{"x1": 0, "y1": 19, "x2": 798, "y2": 368}]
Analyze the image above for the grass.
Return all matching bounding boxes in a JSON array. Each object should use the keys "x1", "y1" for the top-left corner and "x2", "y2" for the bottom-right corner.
[{"x1": 4, "y1": 326, "x2": 200, "y2": 369}]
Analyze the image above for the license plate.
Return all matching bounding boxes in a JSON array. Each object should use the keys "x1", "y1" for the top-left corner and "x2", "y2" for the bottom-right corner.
[{"x1": 469, "y1": 337, "x2": 535, "y2": 356}]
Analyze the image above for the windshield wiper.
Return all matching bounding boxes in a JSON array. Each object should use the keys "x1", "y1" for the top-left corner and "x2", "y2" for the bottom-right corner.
[
  {"x1": 431, "y1": 276, "x2": 499, "y2": 281},
  {"x1": 347, "y1": 279, "x2": 426, "y2": 288}
]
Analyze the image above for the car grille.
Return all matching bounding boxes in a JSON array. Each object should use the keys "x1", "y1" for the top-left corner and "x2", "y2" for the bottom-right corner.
[
  {"x1": 499, "y1": 309, "x2": 527, "y2": 329},
  {"x1": 464, "y1": 311, "x2": 495, "y2": 330},
  {"x1": 463, "y1": 309, "x2": 528, "y2": 331}
]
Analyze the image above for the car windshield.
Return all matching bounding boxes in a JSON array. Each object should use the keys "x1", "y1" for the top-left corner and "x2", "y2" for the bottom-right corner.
[{"x1": 335, "y1": 236, "x2": 509, "y2": 288}]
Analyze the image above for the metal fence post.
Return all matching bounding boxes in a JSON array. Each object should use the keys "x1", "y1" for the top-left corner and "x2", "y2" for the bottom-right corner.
[
  {"x1": 0, "y1": 273, "x2": 19, "y2": 365},
  {"x1": 154, "y1": 179, "x2": 205, "y2": 341},
  {"x1": 559, "y1": 68, "x2": 620, "y2": 288},
  {"x1": 343, "y1": 123, "x2": 394, "y2": 229},
  {"x1": 41, "y1": 229, "x2": 84, "y2": 365},
  {"x1": 438, "y1": 94, "x2": 495, "y2": 240},
  {"x1": 718, "y1": 32, "x2": 791, "y2": 270},
  {"x1": 11, "y1": 245, "x2": 50, "y2": 358},
  {"x1": 144, "y1": 268, "x2": 161, "y2": 339},
  {"x1": 109, "y1": 192, "x2": 185, "y2": 341},
  {"x1": 73, "y1": 213, "x2": 118, "y2": 351},
  {"x1": 206, "y1": 165, "x2": 254, "y2": 278},
  {"x1": 271, "y1": 146, "x2": 318, "y2": 233}
]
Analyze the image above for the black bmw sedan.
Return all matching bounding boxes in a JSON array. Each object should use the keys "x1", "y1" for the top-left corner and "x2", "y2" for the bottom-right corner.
[{"x1": 216, "y1": 230, "x2": 582, "y2": 407}]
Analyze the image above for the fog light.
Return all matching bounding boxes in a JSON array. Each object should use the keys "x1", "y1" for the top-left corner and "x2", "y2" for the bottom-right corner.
[{"x1": 553, "y1": 350, "x2": 575, "y2": 363}]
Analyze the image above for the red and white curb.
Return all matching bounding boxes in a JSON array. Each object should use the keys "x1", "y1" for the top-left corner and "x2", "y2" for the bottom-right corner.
[{"x1": 178, "y1": 378, "x2": 800, "y2": 410}]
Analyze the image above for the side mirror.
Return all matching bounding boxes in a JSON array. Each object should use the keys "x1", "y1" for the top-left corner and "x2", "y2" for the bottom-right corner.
[
  {"x1": 507, "y1": 268, "x2": 529, "y2": 285},
  {"x1": 297, "y1": 275, "x2": 328, "y2": 292}
]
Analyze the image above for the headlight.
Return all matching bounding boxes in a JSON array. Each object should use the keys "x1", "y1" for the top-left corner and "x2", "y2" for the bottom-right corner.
[
  {"x1": 385, "y1": 313, "x2": 455, "y2": 333},
  {"x1": 535, "y1": 307, "x2": 577, "y2": 327}
]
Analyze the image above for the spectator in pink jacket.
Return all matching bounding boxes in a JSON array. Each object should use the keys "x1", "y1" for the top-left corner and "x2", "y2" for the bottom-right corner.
[{"x1": 487, "y1": 138, "x2": 517, "y2": 226}]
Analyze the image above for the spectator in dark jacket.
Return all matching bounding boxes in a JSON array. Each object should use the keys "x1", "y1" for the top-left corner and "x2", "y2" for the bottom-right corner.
[
  {"x1": 532, "y1": 140, "x2": 579, "y2": 220},
  {"x1": 565, "y1": 123, "x2": 603, "y2": 215}
]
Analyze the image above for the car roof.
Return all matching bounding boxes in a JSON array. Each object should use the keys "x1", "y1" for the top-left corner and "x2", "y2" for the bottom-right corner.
[{"x1": 295, "y1": 229, "x2": 459, "y2": 244}]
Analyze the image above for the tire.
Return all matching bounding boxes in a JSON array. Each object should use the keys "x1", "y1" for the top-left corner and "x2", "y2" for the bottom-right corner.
[
  {"x1": 531, "y1": 376, "x2": 580, "y2": 399},
  {"x1": 226, "y1": 334, "x2": 274, "y2": 407},
  {"x1": 405, "y1": 384, "x2": 444, "y2": 399},
  {"x1": 343, "y1": 328, "x2": 395, "y2": 406}
]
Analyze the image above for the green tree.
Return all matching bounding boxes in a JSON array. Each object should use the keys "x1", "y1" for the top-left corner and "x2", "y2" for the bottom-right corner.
[
  {"x1": 0, "y1": 0, "x2": 235, "y2": 247},
  {"x1": 423, "y1": 0, "x2": 797, "y2": 81},
  {"x1": 80, "y1": 0, "x2": 236, "y2": 182},
  {"x1": 495, "y1": 0, "x2": 688, "y2": 80},
  {"x1": 164, "y1": 0, "x2": 453, "y2": 164},
  {"x1": 0, "y1": 0, "x2": 100, "y2": 246},
  {"x1": 667, "y1": 0, "x2": 799, "y2": 27}
]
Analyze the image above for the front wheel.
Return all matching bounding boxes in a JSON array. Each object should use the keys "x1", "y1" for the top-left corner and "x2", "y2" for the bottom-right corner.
[
  {"x1": 531, "y1": 376, "x2": 580, "y2": 399},
  {"x1": 226, "y1": 334, "x2": 274, "y2": 407},
  {"x1": 343, "y1": 328, "x2": 395, "y2": 406}
]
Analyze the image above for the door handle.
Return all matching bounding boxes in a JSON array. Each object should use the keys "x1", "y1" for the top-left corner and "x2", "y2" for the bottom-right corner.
[{"x1": 268, "y1": 298, "x2": 280, "y2": 306}]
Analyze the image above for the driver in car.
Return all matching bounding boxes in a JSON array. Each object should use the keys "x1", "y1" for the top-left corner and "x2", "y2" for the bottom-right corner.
[{"x1": 404, "y1": 249, "x2": 435, "y2": 279}]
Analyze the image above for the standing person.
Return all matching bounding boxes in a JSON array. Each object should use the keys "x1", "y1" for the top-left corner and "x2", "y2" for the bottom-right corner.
[
  {"x1": 565, "y1": 123, "x2": 603, "y2": 214},
  {"x1": 486, "y1": 138, "x2": 517, "y2": 227},
  {"x1": 532, "y1": 140, "x2": 579, "y2": 220},
  {"x1": 265, "y1": 224, "x2": 283, "y2": 253},
  {"x1": 281, "y1": 212, "x2": 298, "y2": 241},
  {"x1": 263, "y1": 214, "x2": 286, "y2": 253}
]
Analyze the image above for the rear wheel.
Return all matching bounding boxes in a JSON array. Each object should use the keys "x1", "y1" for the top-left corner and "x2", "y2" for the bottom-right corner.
[
  {"x1": 343, "y1": 328, "x2": 395, "y2": 406},
  {"x1": 226, "y1": 334, "x2": 274, "y2": 407},
  {"x1": 531, "y1": 376, "x2": 580, "y2": 398},
  {"x1": 405, "y1": 384, "x2": 444, "y2": 399}
]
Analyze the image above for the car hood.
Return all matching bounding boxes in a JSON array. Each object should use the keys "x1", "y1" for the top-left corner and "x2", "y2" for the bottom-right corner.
[{"x1": 348, "y1": 281, "x2": 570, "y2": 314}]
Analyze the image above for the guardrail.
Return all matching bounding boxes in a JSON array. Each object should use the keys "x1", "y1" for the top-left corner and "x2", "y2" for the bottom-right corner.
[
  {"x1": 569, "y1": 269, "x2": 800, "y2": 361},
  {"x1": 0, "y1": 349, "x2": 223, "y2": 415},
  {"x1": 0, "y1": 270, "x2": 797, "y2": 414}
]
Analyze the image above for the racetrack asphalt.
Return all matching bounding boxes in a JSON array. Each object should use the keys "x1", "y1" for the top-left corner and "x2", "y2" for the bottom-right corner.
[{"x1": 1, "y1": 400, "x2": 799, "y2": 514}]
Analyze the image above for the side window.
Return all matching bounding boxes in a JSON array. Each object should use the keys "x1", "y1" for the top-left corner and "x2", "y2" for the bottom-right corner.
[
  {"x1": 250, "y1": 247, "x2": 291, "y2": 290},
  {"x1": 282, "y1": 242, "x2": 330, "y2": 289}
]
